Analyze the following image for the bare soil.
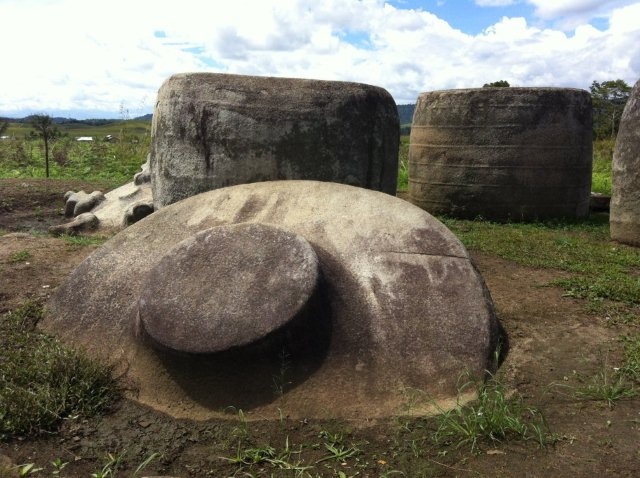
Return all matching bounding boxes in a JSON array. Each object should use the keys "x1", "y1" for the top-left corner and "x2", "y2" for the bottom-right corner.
[{"x1": 1, "y1": 179, "x2": 639, "y2": 477}]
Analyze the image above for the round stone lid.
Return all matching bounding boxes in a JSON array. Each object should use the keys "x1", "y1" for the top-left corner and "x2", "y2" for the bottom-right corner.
[{"x1": 138, "y1": 222, "x2": 319, "y2": 353}]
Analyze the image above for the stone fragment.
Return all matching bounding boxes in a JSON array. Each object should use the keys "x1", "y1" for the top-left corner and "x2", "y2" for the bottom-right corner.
[
  {"x1": 44, "y1": 181, "x2": 505, "y2": 420},
  {"x1": 49, "y1": 212, "x2": 99, "y2": 235},
  {"x1": 63, "y1": 190, "x2": 104, "y2": 218},
  {"x1": 55, "y1": 160, "x2": 153, "y2": 233},
  {"x1": 611, "y1": 79, "x2": 640, "y2": 246},
  {"x1": 150, "y1": 73, "x2": 399, "y2": 208}
]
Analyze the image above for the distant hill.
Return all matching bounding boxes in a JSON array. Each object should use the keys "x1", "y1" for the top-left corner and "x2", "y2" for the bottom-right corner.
[{"x1": 0, "y1": 115, "x2": 152, "y2": 125}]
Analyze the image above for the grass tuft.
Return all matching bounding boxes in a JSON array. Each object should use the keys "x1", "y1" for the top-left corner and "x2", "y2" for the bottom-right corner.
[
  {"x1": 0, "y1": 301, "x2": 121, "y2": 439},
  {"x1": 8, "y1": 249, "x2": 31, "y2": 263},
  {"x1": 432, "y1": 372, "x2": 550, "y2": 453}
]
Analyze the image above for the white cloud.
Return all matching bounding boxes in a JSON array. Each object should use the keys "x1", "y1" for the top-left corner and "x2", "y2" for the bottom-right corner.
[
  {"x1": 0, "y1": 0, "x2": 638, "y2": 116},
  {"x1": 526, "y1": 0, "x2": 638, "y2": 26}
]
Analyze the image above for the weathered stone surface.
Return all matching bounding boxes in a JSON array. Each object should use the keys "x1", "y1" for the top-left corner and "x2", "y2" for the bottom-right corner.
[
  {"x1": 409, "y1": 87, "x2": 592, "y2": 221},
  {"x1": 150, "y1": 73, "x2": 400, "y2": 208},
  {"x1": 611, "y1": 79, "x2": 640, "y2": 246},
  {"x1": 134, "y1": 157, "x2": 151, "y2": 185},
  {"x1": 138, "y1": 223, "x2": 320, "y2": 354},
  {"x1": 64, "y1": 190, "x2": 104, "y2": 217},
  {"x1": 56, "y1": 162, "x2": 153, "y2": 233},
  {"x1": 49, "y1": 212, "x2": 99, "y2": 235},
  {"x1": 44, "y1": 181, "x2": 504, "y2": 419},
  {"x1": 95, "y1": 181, "x2": 153, "y2": 228}
]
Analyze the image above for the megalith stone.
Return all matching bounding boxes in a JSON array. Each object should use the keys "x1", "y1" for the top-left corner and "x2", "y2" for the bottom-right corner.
[
  {"x1": 150, "y1": 73, "x2": 400, "y2": 208},
  {"x1": 408, "y1": 87, "x2": 592, "y2": 221},
  {"x1": 43, "y1": 181, "x2": 505, "y2": 420},
  {"x1": 611, "y1": 79, "x2": 640, "y2": 246}
]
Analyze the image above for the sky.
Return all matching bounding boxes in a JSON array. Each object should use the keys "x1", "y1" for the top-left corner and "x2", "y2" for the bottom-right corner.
[{"x1": 1, "y1": 0, "x2": 639, "y2": 119}]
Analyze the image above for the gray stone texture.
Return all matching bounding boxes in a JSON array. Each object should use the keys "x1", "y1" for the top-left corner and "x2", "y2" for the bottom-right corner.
[
  {"x1": 408, "y1": 87, "x2": 593, "y2": 221},
  {"x1": 138, "y1": 223, "x2": 320, "y2": 354},
  {"x1": 150, "y1": 73, "x2": 399, "y2": 208},
  {"x1": 55, "y1": 161, "x2": 153, "y2": 233},
  {"x1": 64, "y1": 190, "x2": 105, "y2": 217},
  {"x1": 44, "y1": 181, "x2": 504, "y2": 420},
  {"x1": 611, "y1": 79, "x2": 640, "y2": 246}
]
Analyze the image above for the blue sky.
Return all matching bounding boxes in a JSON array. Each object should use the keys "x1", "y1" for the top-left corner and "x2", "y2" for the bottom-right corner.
[{"x1": 1, "y1": 0, "x2": 638, "y2": 118}]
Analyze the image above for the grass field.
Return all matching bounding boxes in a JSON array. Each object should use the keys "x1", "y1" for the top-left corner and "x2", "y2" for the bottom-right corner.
[
  {"x1": 0, "y1": 123, "x2": 615, "y2": 196},
  {"x1": 2, "y1": 120, "x2": 151, "y2": 140}
]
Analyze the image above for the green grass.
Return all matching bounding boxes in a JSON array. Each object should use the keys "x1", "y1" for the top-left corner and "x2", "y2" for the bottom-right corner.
[
  {"x1": 61, "y1": 234, "x2": 109, "y2": 248},
  {"x1": 8, "y1": 249, "x2": 31, "y2": 263},
  {"x1": 430, "y1": 366, "x2": 550, "y2": 454},
  {"x1": 573, "y1": 366, "x2": 637, "y2": 408},
  {"x1": 0, "y1": 301, "x2": 121, "y2": 439},
  {"x1": 2, "y1": 120, "x2": 151, "y2": 141},
  {"x1": 441, "y1": 216, "x2": 640, "y2": 306},
  {"x1": 592, "y1": 139, "x2": 614, "y2": 195},
  {"x1": 620, "y1": 334, "x2": 640, "y2": 382},
  {"x1": 397, "y1": 135, "x2": 409, "y2": 191},
  {"x1": 0, "y1": 120, "x2": 150, "y2": 184}
]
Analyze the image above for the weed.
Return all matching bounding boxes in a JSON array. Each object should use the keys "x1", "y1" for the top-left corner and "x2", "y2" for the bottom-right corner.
[
  {"x1": 619, "y1": 334, "x2": 640, "y2": 381},
  {"x1": 51, "y1": 458, "x2": 68, "y2": 476},
  {"x1": 397, "y1": 135, "x2": 409, "y2": 192},
  {"x1": 222, "y1": 436, "x2": 312, "y2": 476},
  {"x1": 90, "y1": 452, "x2": 122, "y2": 478},
  {"x1": 8, "y1": 249, "x2": 31, "y2": 263},
  {"x1": 16, "y1": 463, "x2": 44, "y2": 476},
  {"x1": 573, "y1": 368, "x2": 636, "y2": 408},
  {"x1": 432, "y1": 372, "x2": 550, "y2": 453},
  {"x1": 131, "y1": 452, "x2": 161, "y2": 477},
  {"x1": 556, "y1": 354, "x2": 638, "y2": 408},
  {"x1": 0, "y1": 301, "x2": 121, "y2": 438},
  {"x1": 315, "y1": 430, "x2": 361, "y2": 463},
  {"x1": 61, "y1": 234, "x2": 108, "y2": 247}
]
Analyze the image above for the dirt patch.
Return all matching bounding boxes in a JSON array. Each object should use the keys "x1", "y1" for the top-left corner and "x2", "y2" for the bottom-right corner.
[{"x1": 1, "y1": 179, "x2": 639, "y2": 477}]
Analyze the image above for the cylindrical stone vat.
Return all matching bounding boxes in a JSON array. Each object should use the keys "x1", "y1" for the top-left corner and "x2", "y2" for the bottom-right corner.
[
  {"x1": 408, "y1": 88, "x2": 593, "y2": 221},
  {"x1": 150, "y1": 73, "x2": 399, "y2": 208}
]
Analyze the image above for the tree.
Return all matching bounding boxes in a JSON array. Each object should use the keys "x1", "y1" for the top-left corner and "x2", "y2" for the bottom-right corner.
[
  {"x1": 483, "y1": 80, "x2": 510, "y2": 87},
  {"x1": 0, "y1": 120, "x2": 8, "y2": 136},
  {"x1": 590, "y1": 79, "x2": 632, "y2": 140},
  {"x1": 29, "y1": 114, "x2": 60, "y2": 178}
]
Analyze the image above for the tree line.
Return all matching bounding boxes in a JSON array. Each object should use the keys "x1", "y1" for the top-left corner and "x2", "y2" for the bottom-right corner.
[{"x1": 398, "y1": 79, "x2": 633, "y2": 139}]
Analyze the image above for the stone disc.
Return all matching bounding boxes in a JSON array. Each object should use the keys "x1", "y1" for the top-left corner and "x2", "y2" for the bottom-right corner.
[{"x1": 138, "y1": 223, "x2": 319, "y2": 354}]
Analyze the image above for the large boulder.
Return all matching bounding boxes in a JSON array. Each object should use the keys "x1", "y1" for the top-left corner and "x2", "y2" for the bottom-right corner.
[
  {"x1": 611, "y1": 79, "x2": 640, "y2": 246},
  {"x1": 150, "y1": 73, "x2": 399, "y2": 208},
  {"x1": 43, "y1": 181, "x2": 505, "y2": 420}
]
